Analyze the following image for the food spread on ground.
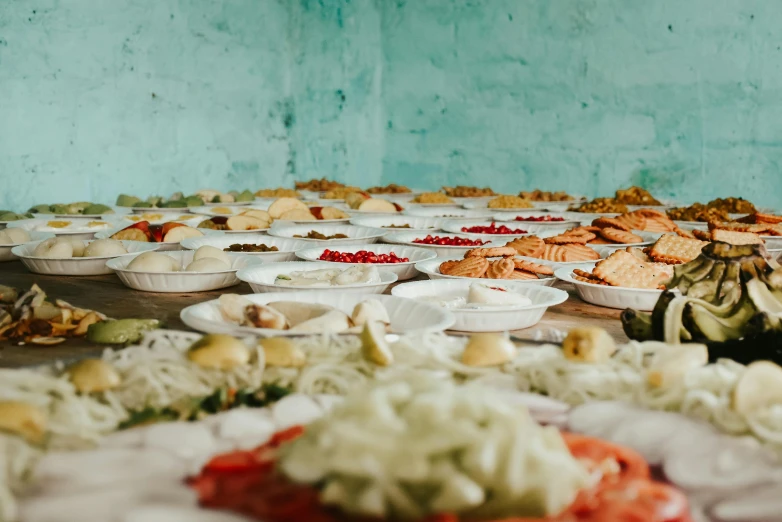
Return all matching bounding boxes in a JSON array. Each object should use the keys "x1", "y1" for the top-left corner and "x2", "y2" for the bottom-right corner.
[
  {"x1": 413, "y1": 235, "x2": 488, "y2": 246},
  {"x1": 439, "y1": 245, "x2": 555, "y2": 280},
  {"x1": 224, "y1": 243, "x2": 279, "y2": 252},
  {"x1": 318, "y1": 249, "x2": 410, "y2": 263},
  {"x1": 411, "y1": 192, "x2": 455, "y2": 204},
  {"x1": 293, "y1": 230, "x2": 349, "y2": 240},
  {"x1": 486, "y1": 195, "x2": 534, "y2": 209},
  {"x1": 442, "y1": 185, "x2": 496, "y2": 197},
  {"x1": 518, "y1": 189, "x2": 575, "y2": 201},
  {"x1": 197, "y1": 209, "x2": 272, "y2": 231},
  {"x1": 110, "y1": 221, "x2": 204, "y2": 242},
  {"x1": 570, "y1": 197, "x2": 629, "y2": 214},
  {"x1": 366, "y1": 183, "x2": 412, "y2": 194},
  {"x1": 461, "y1": 222, "x2": 526, "y2": 234},
  {"x1": 614, "y1": 186, "x2": 663, "y2": 205},
  {"x1": 274, "y1": 266, "x2": 381, "y2": 287}
]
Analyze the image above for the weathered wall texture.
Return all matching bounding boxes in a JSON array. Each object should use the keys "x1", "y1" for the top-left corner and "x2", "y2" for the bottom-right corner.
[{"x1": 1, "y1": 0, "x2": 780, "y2": 210}]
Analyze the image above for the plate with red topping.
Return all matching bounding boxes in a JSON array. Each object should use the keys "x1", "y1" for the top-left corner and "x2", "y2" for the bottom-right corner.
[
  {"x1": 95, "y1": 221, "x2": 210, "y2": 251},
  {"x1": 442, "y1": 220, "x2": 566, "y2": 239},
  {"x1": 295, "y1": 244, "x2": 437, "y2": 280},
  {"x1": 493, "y1": 211, "x2": 582, "y2": 227},
  {"x1": 382, "y1": 231, "x2": 500, "y2": 258},
  {"x1": 349, "y1": 214, "x2": 447, "y2": 234}
]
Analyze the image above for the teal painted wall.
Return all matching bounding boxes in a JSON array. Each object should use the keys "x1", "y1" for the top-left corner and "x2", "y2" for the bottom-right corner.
[{"x1": 1, "y1": 0, "x2": 780, "y2": 210}]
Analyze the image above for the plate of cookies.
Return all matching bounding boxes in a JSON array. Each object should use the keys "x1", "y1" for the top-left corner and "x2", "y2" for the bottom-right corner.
[
  {"x1": 492, "y1": 211, "x2": 582, "y2": 228},
  {"x1": 504, "y1": 235, "x2": 602, "y2": 268},
  {"x1": 442, "y1": 220, "x2": 563, "y2": 240},
  {"x1": 414, "y1": 246, "x2": 558, "y2": 286}
]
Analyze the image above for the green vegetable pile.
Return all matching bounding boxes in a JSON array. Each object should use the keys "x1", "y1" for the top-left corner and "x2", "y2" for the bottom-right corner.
[{"x1": 622, "y1": 242, "x2": 782, "y2": 363}]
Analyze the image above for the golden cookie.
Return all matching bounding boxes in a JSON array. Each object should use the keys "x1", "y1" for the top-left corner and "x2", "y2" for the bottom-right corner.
[
  {"x1": 643, "y1": 216, "x2": 677, "y2": 232},
  {"x1": 572, "y1": 268, "x2": 601, "y2": 281},
  {"x1": 598, "y1": 228, "x2": 644, "y2": 244},
  {"x1": 561, "y1": 244, "x2": 601, "y2": 262},
  {"x1": 438, "y1": 260, "x2": 461, "y2": 275},
  {"x1": 674, "y1": 227, "x2": 695, "y2": 239},
  {"x1": 573, "y1": 274, "x2": 610, "y2": 285},
  {"x1": 486, "y1": 258, "x2": 515, "y2": 279},
  {"x1": 541, "y1": 244, "x2": 567, "y2": 262},
  {"x1": 446, "y1": 257, "x2": 490, "y2": 278},
  {"x1": 615, "y1": 212, "x2": 647, "y2": 231},
  {"x1": 593, "y1": 250, "x2": 674, "y2": 289},
  {"x1": 513, "y1": 259, "x2": 555, "y2": 275},
  {"x1": 592, "y1": 217, "x2": 631, "y2": 232},
  {"x1": 648, "y1": 234, "x2": 707, "y2": 264},
  {"x1": 465, "y1": 246, "x2": 517, "y2": 258},
  {"x1": 711, "y1": 229, "x2": 763, "y2": 245},
  {"x1": 545, "y1": 234, "x2": 589, "y2": 245},
  {"x1": 589, "y1": 238, "x2": 613, "y2": 244},
  {"x1": 692, "y1": 229, "x2": 711, "y2": 241},
  {"x1": 755, "y1": 212, "x2": 782, "y2": 225},
  {"x1": 508, "y1": 270, "x2": 539, "y2": 280},
  {"x1": 506, "y1": 236, "x2": 545, "y2": 258}
]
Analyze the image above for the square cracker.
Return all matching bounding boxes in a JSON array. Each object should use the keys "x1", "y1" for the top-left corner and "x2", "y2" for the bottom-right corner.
[
  {"x1": 649, "y1": 234, "x2": 707, "y2": 264},
  {"x1": 711, "y1": 229, "x2": 763, "y2": 245},
  {"x1": 593, "y1": 250, "x2": 674, "y2": 289}
]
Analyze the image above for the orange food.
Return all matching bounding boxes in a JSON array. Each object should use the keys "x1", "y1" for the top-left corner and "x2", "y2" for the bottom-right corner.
[{"x1": 189, "y1": 427, "x2": 692, "y2": 522}]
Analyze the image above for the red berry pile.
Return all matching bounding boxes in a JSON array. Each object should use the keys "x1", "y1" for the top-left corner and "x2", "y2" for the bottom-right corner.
[
  {"x1": 514, "y1": 215, "x2": 565, "y2": 222},
  {"x1": 318, "y1": 249, "x2": 409, "y2": 263},
  {"x1": 413, "y1": 235, "x2": 488, "y2": 246},
  {"x1": 461, "y1": 222, "x2": 527, "y2": 234}
]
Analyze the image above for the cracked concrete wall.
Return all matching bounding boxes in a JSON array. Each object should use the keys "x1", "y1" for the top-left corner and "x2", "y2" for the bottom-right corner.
[{"x1": 1, "y1": 0, "x2": 781, "y2": 210}]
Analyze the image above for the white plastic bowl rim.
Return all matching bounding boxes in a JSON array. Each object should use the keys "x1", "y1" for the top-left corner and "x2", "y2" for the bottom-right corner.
[
  {"x1": 294, "y1": 243, "x2": 437, "y2": 265},
  {"x1": 180, "y1": 234, "x2": 311, "y2": 254},
  {"x1": 12, "y1": 239, "x2": 161, "y2": 261},
  {"x1": 554, "y1": 262, "x2": 670, "y2": 293},
  {"x1": 106, "y1": 250, "x2": 259, "y2": 274},
  {"x1": 236, "y1": 261, "x2": 398, "y2": 290},
  {"x1": 8, "y1": 219, "x2": 114, "y2": 235},
  {"x1": 349, "y1": 214, "x2": 447, "y2": 231}
]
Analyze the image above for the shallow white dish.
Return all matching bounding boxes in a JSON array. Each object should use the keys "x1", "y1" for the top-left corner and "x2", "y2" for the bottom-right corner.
[
  {"x1": 391, "y1": 279, "x2": 568, "y2": 332},
  {"x1": 188, "y1": 205, "x2": 270, "y2": 217},
  {"x1": 404, "y1": 202, "x2": 462, "y2": 210},
  {"x1": 403, "y1": 206, "x2": 494, "y2": 220},
  {"x1": 269, "y1": 223, "x2": 386, "y2": 246},
  {"x1": 344, "y1": 208, "x2": 405, "y2": 217},
  {"x1": 461, "y1": 200, "x2": 536, "y2": 212},
  {"x1": 415, "y1": 257, "x2": 558, "y2": 286},
  {"x1": 555, "y1": 263, "x2": 668, "y2": 311},
  {"x1": 129, "y1": 206, "x2": 193, "y2": 214},
  {"x1": 8, "y1": 219, "x2": 113, "y2": 240},
  {"x1": 106, "y1": 251, "x2": 262, "y2": 292},
  {"x1": 12, "y1": 240, "x2": 160, "y2": 276},
  {"x1": 295, "y1": 244, "x2": 437, "y2": 281},
  {"x1": 52, "y1": 206, "x2": 131, "y2": 219},
  {"x1": 180, "y1": 234, "x2": 311, "y2": 263},
  {"x1": 237, "y1": 261, "x2": 397, "y2": 294},
  {"x1": 349, "y1": 215, "x2": 446, "y2": 234},
  {"x1": 94, "y1": 226, "x2": 209, "y2": 251},
  {"x1": 204, "y1": 200, "x2": 252, "y2": 207},
  {"x1": 382, "y1": 231, "x2": 499, "y2": 258},
  {"x1": 0, "y1": 218, "x2": 34, "y2": 230},
  {"x1": 181, "y1": 292, "x2": 455, "y2": 337},
  {"x1": 110, "y1": 214, "x2": 203, "y2": 228},
  {"x1": 442, "y1": 220, "x2": 567, "y2": 240},
  {"x1": 0, "y1": 232, "x2": 54, "y2": 262},
  {"x1": 492, "y1": 211, "x2": 582, "y2": 227}
]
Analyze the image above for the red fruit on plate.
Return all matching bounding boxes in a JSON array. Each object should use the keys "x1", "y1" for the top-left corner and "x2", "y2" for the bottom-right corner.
[
  {"x1": 309, "y1": 206, "x2": 324, "y2": 220},
  {"x1": 149, "y1": 224, "x2": 164, "y2": 242},
  {"x1": 111, "y1": 221, "x2": 152, "y2": 242},
  {"x1": 161, "y1": 222, "x2": 186, "y2": 235},
  {"x1": 393, "y1": 202, "x2": 404, "y2": 212}
]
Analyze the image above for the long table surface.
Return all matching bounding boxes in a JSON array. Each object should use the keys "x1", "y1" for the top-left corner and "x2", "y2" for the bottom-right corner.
[{"x1": 0, "y1": 260, "x2": 628, "y2": 368}]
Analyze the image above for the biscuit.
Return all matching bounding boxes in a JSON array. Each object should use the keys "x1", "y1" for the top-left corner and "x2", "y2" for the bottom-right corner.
[
  {"x1": 572, "y1": 268, "x2": 601, "y2": 281},
  {"x1": 542, "y1": 243, "x2": 567, "y2": 262},
  {"x1": 589, "y1": 237, "x2": 613, "y2": 244},
  {"x1": 514, "y1": 259, "x2": 555, "y2": 275},
  {"x1": 708, "y1": 221, "x2": 770, "y2": 234},
  {"x1": 711, "y1": 229, "x2": 764, "y2": 245},
  {"x1": 592, "y1": 217, "x2": 631, "y2": 232},
  {"x1": 444, "y1": 257, "x2": 489, "y2": 278},
  {"x1": 755, "y1": 212, "x2": 782, "y2": 225},
  {"x1": 648, "y1": 234, "x2": 707, "y2": 264},
  {"x1": 598, "y1": 227, "x2": 644, "y2": 244},
  {"x1": 486, "y1": 258, "x2": 515, "y2": 279},
  {"x1": 573, "y1": 274, "x2": 610, "y2": 285},
  {"x1": 561, "y1": 243, "x2": 601, "y2": 262},
  {"x1": 465, "y1": 246, "x2": 517, "y2": 258},
  {"x1": 567, "y1": 226, "x2": 601, "y2": 234},
  {"x1": 615, "y1": 212, "x2": 647, "y2": 231},
  {"x1": 626, "y1": 247, "x2": 651, "y2": 262},
  {"x1": 593, "y1": 250, "x2": 674, "y2": 289},
  {"x1": 506, "y1": 236, "x2": 545, "y2": 258},
  {"x1": 674, "y1": 227, "x2": 695, "y2": 239},
  {"x1": 643, "y1": 216, "x2": 677, "y2": 232},
  {"x1": 692, "y1": 229, "x2": 711, "y2": 241},
  {"x1": 636, "y1": 208, "x2": 669, "y2": 219},
  {"x1": 438, "y1": 260, "x2": 461, "y2": 275},
  {"x1": 765, "y1": 224, "x2": 782, "y2": 236},
  {"x1": 545, "y1": 233, "x2": 590, "y2": 245},
  {"x1": 508, "y1": 270, "x2": 539, "y2": 280}
]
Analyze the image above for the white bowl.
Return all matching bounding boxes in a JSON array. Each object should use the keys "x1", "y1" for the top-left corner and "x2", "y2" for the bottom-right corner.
[
  {"x1": 180, "y1": 292, "x2": 455, "y2": 337},
  {"x1": 492, "y1": 211, "x2": 582, "y2": 227},
  {"x1": 382, "y1": 231, "x2": 500, "y2": 258},
  {"x1": 403, "y1": 206, "x2": 494, "y2": 220},
  {"x1": 180, "y1": 234, "x2": 312, "y2": 263},
  {"x1": 0, "y1": 231, "x2": 54, "y2": 262},
  {"x1": 462, "y1": 200, "x2": 536, "y2": 212},
  {"x1": 415, "y1": 257, "x2": 558, "y2": 286},
  {"x1": 391, "y1": 280, "x2": 568, "y2": 332},
  {"x1": 237, "y1": 261, "x2": 397, "y2": 294},
  {"x1": 442, "y1": 220, "x2": 568, "y2": 240},
  {"x1": 106, "y1": 251, "x2": 262, "y2": 292},
  {"x1": 8, "y1": 219, "x2": 114, "y2": 240},
  {"x1": 298, "y1": 190, "x2": 323, "y2": 200},
  {"x1": 94, "y1": 226, "x2": 209, "y2": 251},
  {"x1": 295, "y1": 244, "x2": 437, "y2": 281},
  {"x1": 109, "y1": 214, "x2": 203, "y2": 228},
  {"x1": 130, "y1": 206, "x2": 193, "y2": 214},
  {"x1": 531, "y1": 201, "x2": 576, "y2": 211},
  {"x1": 204, "y1": 200, "x2": 252, "y2": 207},
  {"x1": 0, "y1": 218, "x2": 34, "y2": 230},
  {"x1": 349, "y1": 215, "x2": 446, "y2": 234},
  {"x1": 188, "y1": 205, "x2": 270, "y2": 217},
  {"x1": 12, "y1": 240, "x2": 161, "y2": 276},
  {"x1": 269, "y1": 223, "x2": 386, "y2": 246},
  {"x1": 554, "y1": 263, "x2": 669, "y2": 311}
]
